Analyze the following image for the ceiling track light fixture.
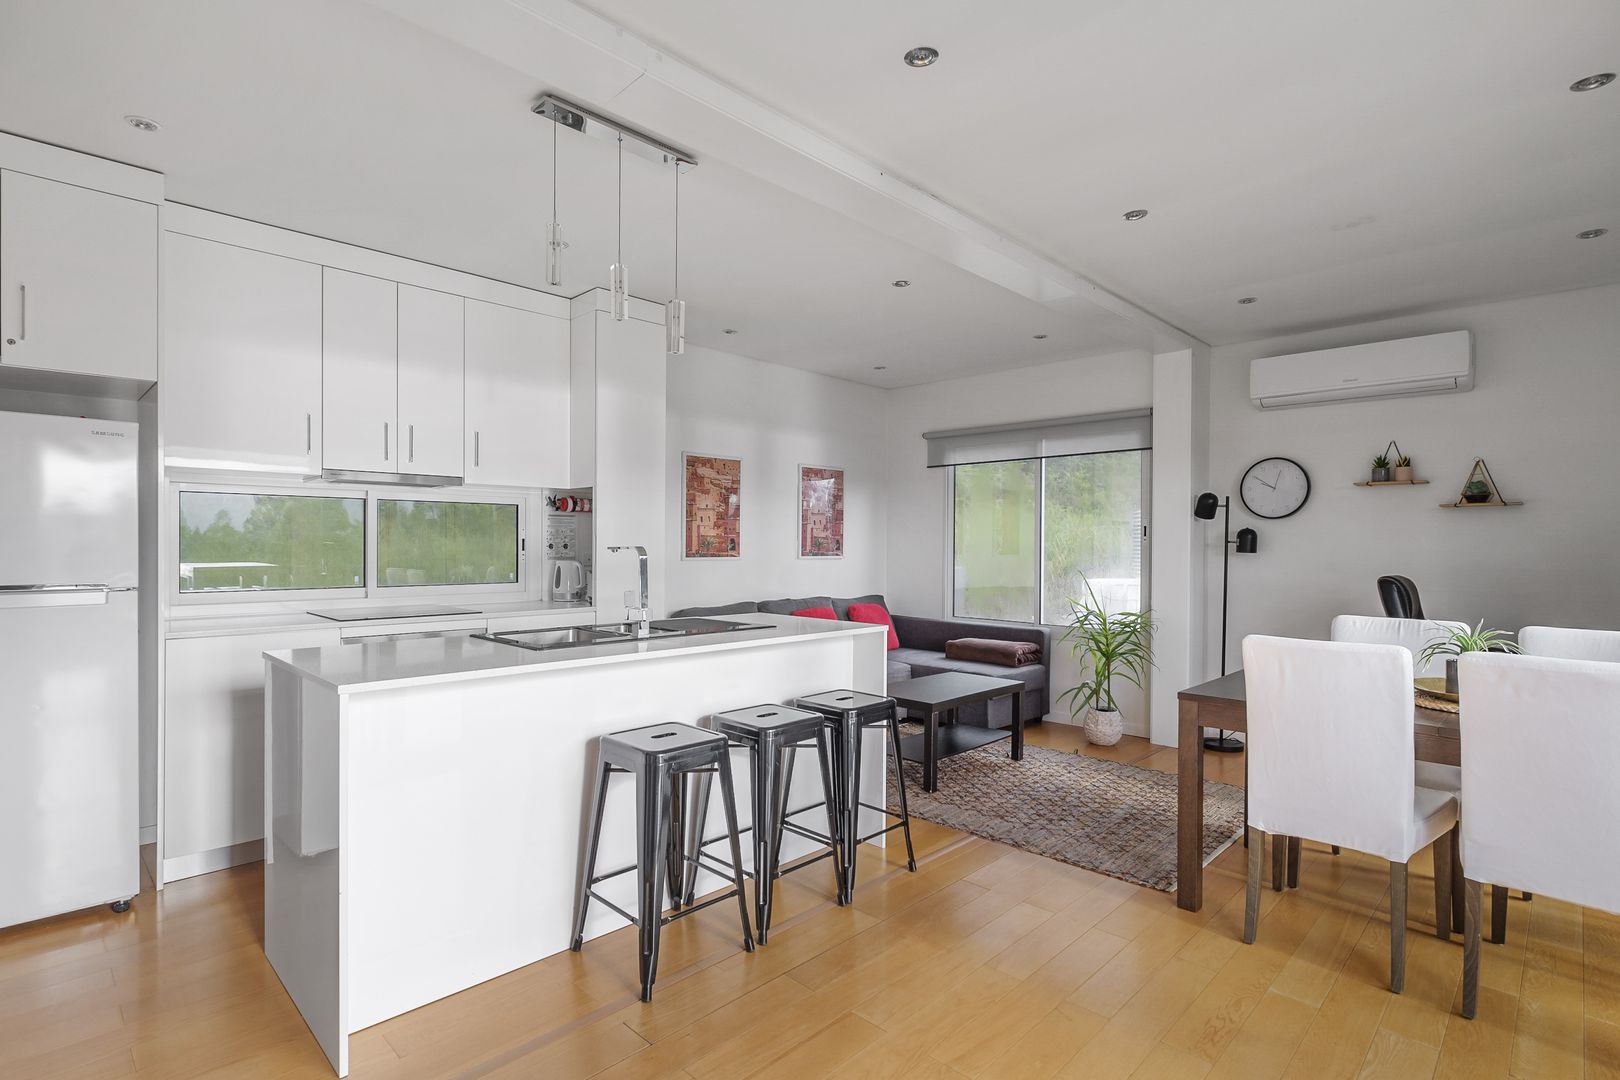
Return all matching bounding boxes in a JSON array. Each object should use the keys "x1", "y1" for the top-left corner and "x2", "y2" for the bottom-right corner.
[
  {"x1": 1569, "y1": 73, "x2": 1615, "y2": 92},
  {"x1": 903, "y1": 46, "x2": 939, "y2": 68},
  {"x1": 1577, "y1": 228, "x2": 1609, "y2": 239},
  {"x1": 666, "y1": 167, "x2": 685, "y2": 355},
  {"x1": 546, "y1": 120, "x2": 564, "y2": 287},
  {"x1": 1123, "y1": 209, "x2": 1148, "y2": 221}
]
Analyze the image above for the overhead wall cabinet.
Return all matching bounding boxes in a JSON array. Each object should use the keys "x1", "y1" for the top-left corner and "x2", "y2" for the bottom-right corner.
[
  {"x1": 0, "y1": 142, "x2": 161, "y2": 392},
  {"x1": 164, "y1": 235, "x2": 323, "y2": 472},
  {"x1": 464, "y1": 298, "x2": 570, "y2": 488},
  {"x1": 160, "y1": 206, "x2": 570, "y2": 485}
]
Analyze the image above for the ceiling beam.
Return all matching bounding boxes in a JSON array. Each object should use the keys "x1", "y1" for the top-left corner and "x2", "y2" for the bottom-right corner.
[{"x1": 367, "y1": 0, "x2": 1202, "y2": 352}]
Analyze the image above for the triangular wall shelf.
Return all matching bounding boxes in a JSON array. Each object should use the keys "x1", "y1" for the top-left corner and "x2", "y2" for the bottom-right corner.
[{"x1": 1440, "y1": 457, "x2": 1522, "y2": 508}]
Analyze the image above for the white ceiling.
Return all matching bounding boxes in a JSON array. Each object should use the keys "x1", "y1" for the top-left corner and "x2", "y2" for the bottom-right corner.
[
  {"x1": 1, "y1": 0, "x2": 1616, "y2": 388},
  {"x1": 0, "y1": 0, "x2": 1143, "y2": 387},
  {"x1": 584, "y1": 0, "x2": 1620, "y2": 343}
]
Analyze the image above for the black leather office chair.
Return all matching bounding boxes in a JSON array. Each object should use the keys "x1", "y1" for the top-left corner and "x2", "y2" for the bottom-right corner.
[{"x1": 1377, "y1": 575, "x2": 1424, "y2": 620}]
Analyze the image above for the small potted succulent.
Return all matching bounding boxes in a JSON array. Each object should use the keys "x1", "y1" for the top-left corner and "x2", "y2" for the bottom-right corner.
[
  {"x1": 1393, "y1": 454, "x2": 1414, "y2": 483},
  {"x1": 1370, "y1": 453, "x2": 1393, "y2": 483},
  {"x1": 1418, "y1": 621, "x2": 1521, "y2": 694},
  {"x1": 1462, "y1": 478, "x2": 1492, "y2": 504},
  {"x1": 1059, "y1": 576, "x2": 1155, "y2": 746}
]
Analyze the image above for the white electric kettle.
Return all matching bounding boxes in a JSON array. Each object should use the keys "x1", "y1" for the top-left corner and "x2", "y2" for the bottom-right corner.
[{"x1": 551, "y1": 560, "x2": 586, "y2": 602}]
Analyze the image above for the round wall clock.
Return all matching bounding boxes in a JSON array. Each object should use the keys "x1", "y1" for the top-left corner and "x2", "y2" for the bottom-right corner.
[{"x1": 1240, "y1": 457, "x2": 1311, "y2": 519}]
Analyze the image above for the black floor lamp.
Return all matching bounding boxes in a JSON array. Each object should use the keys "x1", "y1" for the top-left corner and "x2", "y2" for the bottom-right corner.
[{"x1": 1194, "y1": 492, "x2": 1257, "y2": 753}]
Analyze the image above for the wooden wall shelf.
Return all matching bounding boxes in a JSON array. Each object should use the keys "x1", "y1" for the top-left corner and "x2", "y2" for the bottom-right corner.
[
  {"x1": 1439, "y1": 500, "x2": 1523, "y2": 508},
  {"x1": 1354, "y1": 479, "x2": 1430, "y2": 487}
]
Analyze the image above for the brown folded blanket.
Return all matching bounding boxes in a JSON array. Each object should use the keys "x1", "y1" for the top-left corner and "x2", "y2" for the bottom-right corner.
[{"x1": 944, "y1": 637, "x2": 1042, "y2": 667}]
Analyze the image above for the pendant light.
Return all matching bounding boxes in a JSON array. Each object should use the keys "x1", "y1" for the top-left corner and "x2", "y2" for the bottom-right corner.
[
  {"x1": 546, "y1": 121, "x2": 563, "y2": 287},
  {"x1": 666, "y1": 165, "x2": 685, "y2": 355},
  {"x1": 609, "y1": 134, "x2": 629, "y2": 321}
]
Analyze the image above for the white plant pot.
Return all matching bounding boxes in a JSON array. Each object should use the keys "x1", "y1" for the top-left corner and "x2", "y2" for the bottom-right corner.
[{"x1": 1084, "y1": 707, "x2": 1124, "y2": 746}]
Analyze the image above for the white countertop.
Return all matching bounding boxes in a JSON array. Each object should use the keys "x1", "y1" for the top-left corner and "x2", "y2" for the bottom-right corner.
[
  {"x1": 165, "y1": 598, "x2": 595, "y2": 639},
  {"x1": 263, "y1": 613, "x2": 886, "y2": 694}
]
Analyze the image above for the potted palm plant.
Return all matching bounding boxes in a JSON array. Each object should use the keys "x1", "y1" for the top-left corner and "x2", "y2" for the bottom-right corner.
[
  {"x1": 1418, "y1": 621, "x2": 1521, "y2": 694},
  {"x1": 1058, "y1": 577, "x2": 1155, "y2": 745}
]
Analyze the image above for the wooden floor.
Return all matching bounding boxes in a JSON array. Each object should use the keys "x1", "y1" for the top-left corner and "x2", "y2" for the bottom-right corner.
[{"x1": 3, "y1": 725, "x2": 1616, "y2": 1079}]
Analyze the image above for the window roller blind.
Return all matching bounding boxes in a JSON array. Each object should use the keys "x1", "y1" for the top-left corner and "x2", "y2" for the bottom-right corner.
[{"x1": 923, "y1": 409, "x2": 1152, "y2": 468}]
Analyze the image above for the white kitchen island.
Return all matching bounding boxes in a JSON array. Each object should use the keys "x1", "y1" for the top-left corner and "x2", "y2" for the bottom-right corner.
[{"x1": 262, "y1": 614, "x2": 889, "y2": 1076}]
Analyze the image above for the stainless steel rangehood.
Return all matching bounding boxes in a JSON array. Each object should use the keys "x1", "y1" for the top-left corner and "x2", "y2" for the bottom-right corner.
[{"x1": 317, "y1": 468, "x2": 463, "y2": 488}]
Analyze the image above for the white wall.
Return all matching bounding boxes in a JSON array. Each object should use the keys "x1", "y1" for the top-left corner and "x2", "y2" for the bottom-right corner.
[
  {"x1": 1206, "y1": 282, "x2": 1620, "y2": 671},
  {"x1": 885, "y1": 350, "x2": 1156, "y2": 728},
  {"x1": 663, "y1": 345, "x2": 888, "y2": 615}
]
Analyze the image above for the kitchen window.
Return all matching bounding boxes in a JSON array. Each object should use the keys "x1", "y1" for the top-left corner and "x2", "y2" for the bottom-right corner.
[
  {"x1": 929, "y1": 411, "x2": 1150, "y2": 626},
  {"x1": 376, "y1": 499, "x2": 520, "y2": 588},
  {"x1": 177, "y1": 490, "x2": 365, "y2": 593}
]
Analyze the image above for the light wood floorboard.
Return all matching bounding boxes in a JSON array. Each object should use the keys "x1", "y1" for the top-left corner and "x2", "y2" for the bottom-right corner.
[{"x1": 0, "y1": 722, "x2": 1614, "y2": 1078}]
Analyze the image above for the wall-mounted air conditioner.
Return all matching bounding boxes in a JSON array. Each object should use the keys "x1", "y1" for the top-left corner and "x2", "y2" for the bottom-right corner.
[{"x1": 1250, "y1": 330, "x2": 1473, "y2": 409}]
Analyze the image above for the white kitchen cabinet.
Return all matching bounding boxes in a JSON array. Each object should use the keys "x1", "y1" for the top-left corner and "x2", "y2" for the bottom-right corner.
[
  {"x1": 163, "y1": 627, "x2": 340, "y2": 882},
  {"x1": 464, "y1": 299, "x2": 569, "y2": 487},
  {"x1": 396, "y1": 285, "x2": 463, "y2": 478},
  {"x1": 322, "y1": 268, "x2": 398, "y2": 473},
  {"x1": 163, "y1": 235, "x2": 322, "y2": 471},
  {"x1": 0, "y1": 169, "x2": 157, "y2": 382}
]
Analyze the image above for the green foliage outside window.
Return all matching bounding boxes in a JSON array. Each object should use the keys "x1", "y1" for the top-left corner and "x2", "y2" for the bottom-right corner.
[
  {"x1": 178, "y1": 491, "x2": 364, "y2": 592},
  {"x1": 378, "y1": 500, "x2": 519, "y2": 587}
]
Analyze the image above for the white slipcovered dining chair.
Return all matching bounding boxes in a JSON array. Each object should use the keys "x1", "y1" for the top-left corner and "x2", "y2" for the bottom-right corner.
[
  {"x1": 1459, "y1": 652, "x2": 1620, "y2": 1018},
  {"x1": 1242, "y1": 636, "x2": 1460, "y2": 992},
  {"x1": 1519, "y1": 625, "x2": 1620, "y2": 663},
  {"x1": 1331, "y1": 615, "x2": 1471, "y2": 788}
]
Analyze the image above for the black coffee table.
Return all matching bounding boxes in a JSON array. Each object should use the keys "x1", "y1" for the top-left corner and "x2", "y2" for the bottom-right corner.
[{"x1": 887, "y1": 672, "x2": 1025, "y2": 792}]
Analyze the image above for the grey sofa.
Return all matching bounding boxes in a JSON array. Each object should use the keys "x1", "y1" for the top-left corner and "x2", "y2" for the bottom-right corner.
[{"x1": 671, "y1": 594, "x2": 1052, "y2": 730}]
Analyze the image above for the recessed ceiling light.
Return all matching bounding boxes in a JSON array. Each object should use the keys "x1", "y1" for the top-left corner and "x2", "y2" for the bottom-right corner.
[
  {"x1": 1570, "y1": 73, "x2": 1615, "y2": 92},
  {"x1": 722, "y1": 328, "x2": 738, "y2": 334},
  {"x1": 1577, "y1": 228, "x2": 1609, "y2": 239},
  {"x1": 1033, "y1": 334, "x2": 1049, "y2": 340},
  {"x1": 891, "y1": 279, "x2": 911, "y2": 288},
  {"x1": 1237, "y1": 296, "x2": 1258, "y2": 304},
  {"x1": 873, "y1": 365, "x2": 888, "y2": 370},
  {"x1": 903, "y1": 46, "x2": 939, "y2": 68},
  {"x1": 123, "y1": 115, "x2": 161, "y2": 133},
  {"x1": 1123, "y1": 209, "x2": 1148, "y2": 222}
]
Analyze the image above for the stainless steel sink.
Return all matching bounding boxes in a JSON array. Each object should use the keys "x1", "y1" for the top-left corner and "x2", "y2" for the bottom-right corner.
[
  {"x1": 476, "y1": 617, "x2": 771, "y2": 653},
  {"x1": 473, "y1": 626, "x2": 627, "y2": 651}
]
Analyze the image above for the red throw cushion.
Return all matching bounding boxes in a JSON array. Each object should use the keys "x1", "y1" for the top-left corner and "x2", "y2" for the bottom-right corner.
[
  {"x1": 846, "y1": 602, "x2": 899, "y2": 650},
  {"x1": 791, "y1": 606, "x2": 838, "y2": 621}
]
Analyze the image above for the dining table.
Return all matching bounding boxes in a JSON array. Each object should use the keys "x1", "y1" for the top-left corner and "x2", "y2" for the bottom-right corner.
[{"x1": 1176, "y1": 670, "x2": 1461, "y2": 913}]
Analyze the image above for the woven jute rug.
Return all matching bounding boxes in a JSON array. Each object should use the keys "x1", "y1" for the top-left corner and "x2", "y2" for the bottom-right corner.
[{"x1": 884, "y1": 736, "x2": 1246, "y2": 893}]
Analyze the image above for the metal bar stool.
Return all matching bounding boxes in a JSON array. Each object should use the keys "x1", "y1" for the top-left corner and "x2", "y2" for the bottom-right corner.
[
  {"x1": 794, "y1": 690, "x2": 917, "y2": 904},
  {"x1": 570, "y1": 723, "x2": 754, "y2": 1002},
  {"x1": 682, "y1": 704, "x2": 844, "y2": 943}
]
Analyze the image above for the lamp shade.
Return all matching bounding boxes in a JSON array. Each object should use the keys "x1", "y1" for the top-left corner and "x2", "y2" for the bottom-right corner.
[
  {"x1": 1235, "y1": 527, "x2": 1259, "y2": 554},
  {"x1": 1193, "y1": 492, "x2": 1220, "y2": 520}
]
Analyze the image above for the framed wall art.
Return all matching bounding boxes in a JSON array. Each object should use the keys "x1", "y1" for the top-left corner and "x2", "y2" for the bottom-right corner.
[
  {"x1": 798, "y1": 464, "x2": 845, "y2": 559},
  {"x1": 683, "y1": 453, "x2": 742, "y2": 558}
]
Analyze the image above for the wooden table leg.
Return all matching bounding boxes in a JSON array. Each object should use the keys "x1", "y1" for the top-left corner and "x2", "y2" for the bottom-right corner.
[
  {"x1": 1010, "y1": 692, "x2": 1024, "y2": 761},
  {"x1": 1177, "y1": 698, "x2": 1205, "y2": 912}
]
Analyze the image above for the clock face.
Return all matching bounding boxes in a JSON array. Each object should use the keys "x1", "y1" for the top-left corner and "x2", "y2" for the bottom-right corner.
[{"x1": 1240, "y1": 457, "x2": 1311, "y2": 519}]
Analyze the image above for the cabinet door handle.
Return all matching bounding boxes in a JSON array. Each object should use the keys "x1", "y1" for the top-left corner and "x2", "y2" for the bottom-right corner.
[
  {"x1": 408, "y1": 424, "x2": 414, "y2": 463},
  {"x1": 474, "y1": 431, "x2": 480, "y2": 467},
  {"x1": 384, "y1": 421, "x2": 389, "y2": 462},
  {"x1": 306, "y1": 413, "x2": 312, "y2": 453}
]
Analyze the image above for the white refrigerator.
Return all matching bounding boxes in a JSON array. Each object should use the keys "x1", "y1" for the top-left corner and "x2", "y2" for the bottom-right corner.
[{"x1": 0, "y1": 410, "x2": 140, "y2": 928}]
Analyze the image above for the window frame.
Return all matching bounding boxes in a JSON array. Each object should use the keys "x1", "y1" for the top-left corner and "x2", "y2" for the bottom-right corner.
[
  {"x1": 368, "y1": 492, "x2": 528, "y2": 598},
  {"x1": 944, "y1": 449, "x2": 1152, "y2": 629},
  {"x1": 168, "y1": 478, "x2": 531, "y2": 608}
]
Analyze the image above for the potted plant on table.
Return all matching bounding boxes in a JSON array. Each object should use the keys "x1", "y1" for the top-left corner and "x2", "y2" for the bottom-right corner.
[
  {"x1": 1418, "y1": 621, "x2": 1521, "y2": 695},
  {"x1": 1059, "y1": 577, "x2": 1155, "y2": 746},
  {"x1": 1393, "y1": 454, "x2": 1414, "y2": 483},
  {"x1": 1370, "y1": 453, "x2": 1393, "y2": 483}
]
